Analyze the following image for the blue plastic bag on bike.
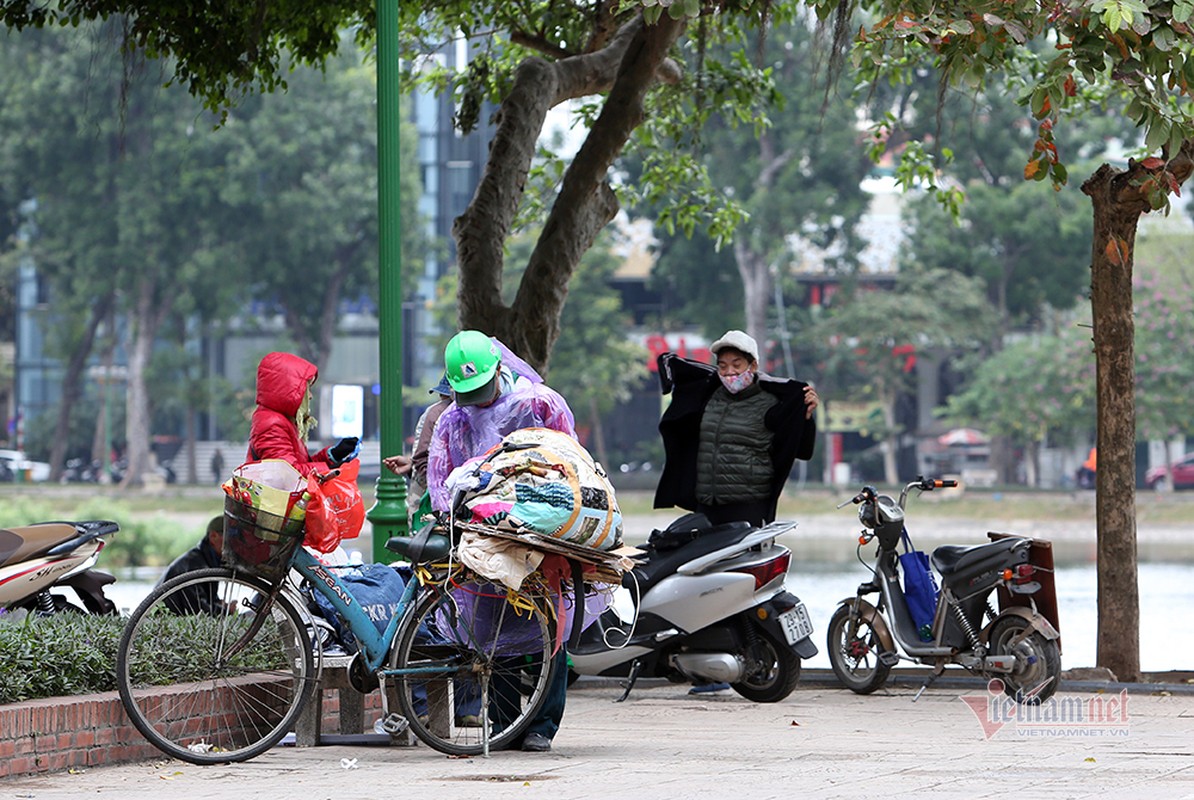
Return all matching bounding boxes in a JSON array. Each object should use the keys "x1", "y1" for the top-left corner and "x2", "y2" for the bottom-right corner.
[
  {"x1": 309, "y1": 563, "x2": 407, "y2": 653},
  {"x1": 898, "y1": 528, "x2": 938, "y2": 642}
]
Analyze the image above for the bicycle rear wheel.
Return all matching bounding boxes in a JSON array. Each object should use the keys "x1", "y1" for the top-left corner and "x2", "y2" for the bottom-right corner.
[
  {"x1": 390, "y1": 578, "x2": 559, "y2": 755},
  {"x1": 116, "y1": 567, "x2": 314, "y2": 764}
]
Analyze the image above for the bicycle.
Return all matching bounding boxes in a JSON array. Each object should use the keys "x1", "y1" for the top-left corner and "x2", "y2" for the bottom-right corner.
[{"x1": 115, "y1": 483, "x2": 562, "y2": 764}]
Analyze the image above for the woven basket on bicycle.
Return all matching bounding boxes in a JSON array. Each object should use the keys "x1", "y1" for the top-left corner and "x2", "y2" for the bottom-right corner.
[{"x1": 222, "y1": 494, "x2": 305, "y2": 583}]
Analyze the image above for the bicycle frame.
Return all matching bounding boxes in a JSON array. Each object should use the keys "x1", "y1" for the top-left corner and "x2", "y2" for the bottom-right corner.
[{"x1": 289, "y1": 548, "x2": 421, "y2": 673}]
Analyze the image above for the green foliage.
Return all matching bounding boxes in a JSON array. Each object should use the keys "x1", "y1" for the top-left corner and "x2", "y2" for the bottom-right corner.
[
  {"x1": 649, "y1": 229, "x2": 745, "y2": 335},
  {"x1": 0, "y1": 0, "x2": 375, "y2": 118},
  {"x1": 545, "y1": 241, "x2": 651, "y2": 435},
  {"x1": 811, "y1": 268, "x2": 996, "y2": 437},
  {"x1": 21, "y1": 388, "x2": 125, "y2": 464},
  {"x1": 942, "y1": 321, "x2": 1096, "y2": 447},
  {"x1": 643, "y1": 18, "x2": 874, "y2": 331},
  {"x1": 1134, "y1": 267, "x2": 1194, "y2": 441},
  {"x1": 0, "y1": 496, "x2": 192, "y2": 568},
  {"x1": 215, "y1": 38, "x2": 379, "y2": 365},
  {"x1": 828, "y1": 0, "x2": 1194, "y2": 207},
  {"x1": 0, "y1": 22, "x2": 409, "y2": 456},
  {"x1": 902, "y1": 181, "x2": 1093, "y2": 329},
  {"x1": 0, "y1": 612, "x2": 123, "y2": 703}
]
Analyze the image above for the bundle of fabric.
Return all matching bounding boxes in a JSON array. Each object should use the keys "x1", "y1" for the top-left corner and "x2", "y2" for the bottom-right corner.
[{"x1": 448, "y1": 427, "x2": 623, "y2": 553}]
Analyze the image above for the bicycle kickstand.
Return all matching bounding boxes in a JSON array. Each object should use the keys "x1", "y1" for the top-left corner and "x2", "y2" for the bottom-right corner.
[{"x1": 616, "y1": 659, "x2": 642, "y2": 703}]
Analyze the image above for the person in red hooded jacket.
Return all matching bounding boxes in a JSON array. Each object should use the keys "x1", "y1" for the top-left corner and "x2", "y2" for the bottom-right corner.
[{"x1": 247, "y1": 352, "x2": 359, "y2": 475}]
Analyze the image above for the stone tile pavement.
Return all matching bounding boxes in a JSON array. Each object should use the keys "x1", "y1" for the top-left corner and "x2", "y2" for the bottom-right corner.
[{"x1": 7, "y1": 675, "x2": 1194, "y2": 800}]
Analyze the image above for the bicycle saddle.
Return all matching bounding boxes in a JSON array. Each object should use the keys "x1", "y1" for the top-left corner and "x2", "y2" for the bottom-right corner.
[{"x1": 386, "y1": 522, "x2": 452, "y2": 564}]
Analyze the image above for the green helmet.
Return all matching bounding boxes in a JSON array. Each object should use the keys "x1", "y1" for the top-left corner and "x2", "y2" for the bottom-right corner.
[{"x1": 444, "y1": 330, "x2": 500, "y2": 394}]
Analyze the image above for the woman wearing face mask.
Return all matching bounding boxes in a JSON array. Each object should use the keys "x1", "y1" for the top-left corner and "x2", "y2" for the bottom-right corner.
[{"x1": 653, "y1": 330, "x2": 818, "y2": 528}]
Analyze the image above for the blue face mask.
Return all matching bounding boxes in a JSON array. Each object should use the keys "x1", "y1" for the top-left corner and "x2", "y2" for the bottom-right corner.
[{"x1": 720, "y1": 369, "x2": 755, "y2": 394}]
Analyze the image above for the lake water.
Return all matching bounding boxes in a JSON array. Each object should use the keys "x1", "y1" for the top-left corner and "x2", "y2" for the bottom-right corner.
[{"x1": 108, "y1": 562, "x2": 1194, "y2": 673}]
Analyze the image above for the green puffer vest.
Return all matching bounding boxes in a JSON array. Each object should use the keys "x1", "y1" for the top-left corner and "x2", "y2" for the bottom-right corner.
[{"x1": 694, "y1": 381, "x2": 778, "y2": 505}]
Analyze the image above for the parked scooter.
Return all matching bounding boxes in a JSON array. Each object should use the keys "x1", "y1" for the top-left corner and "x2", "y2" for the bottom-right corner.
[
  {"x1": 827, "y1": 478, "x2": 1061, "y2": 703},
  {"x1": 569, "y1": 512, "x2": 817, "y2": 702},
  {"x1": 0, "y1": 520, "x2": 119, "y2": 615}
]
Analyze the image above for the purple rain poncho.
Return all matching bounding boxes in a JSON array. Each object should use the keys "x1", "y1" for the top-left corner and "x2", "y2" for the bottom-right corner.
[{"x1": 427, "y1": 339, "x2": 577, "y2": 513}]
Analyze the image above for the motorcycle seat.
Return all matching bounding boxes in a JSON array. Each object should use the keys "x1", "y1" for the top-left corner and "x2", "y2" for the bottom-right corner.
[
  {"x1": 0, "y1": 523, "x2": 82, "y2": 568},
  {"x1": 628, "y1": 521, "x2": 754, "y2": 596},
  {"x1": 931, "y1": 537, "x2": 1029, "y2": 577}
]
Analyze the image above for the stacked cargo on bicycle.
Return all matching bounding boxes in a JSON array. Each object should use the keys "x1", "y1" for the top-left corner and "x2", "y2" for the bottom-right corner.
[{"x1": 436, "y1": 427, "x2": 637, "y2": 651}]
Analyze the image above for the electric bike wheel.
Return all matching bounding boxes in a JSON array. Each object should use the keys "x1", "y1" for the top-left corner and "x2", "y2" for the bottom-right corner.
[
  {"x1": 827, "y1": 603, "x2": 893, "y2": 694},
  {"x1": 116, "y1": 568, "x2": 315, "y2": 765},
  {"x1": 389, "y1": 579, "x2": 559, "y2": 756},
  {"x1": 731, "y1": 628, "x2": 801, "y2": 703},
  {"x1": 988, "y1": 615, "x2": 1061, "y2": 704}
]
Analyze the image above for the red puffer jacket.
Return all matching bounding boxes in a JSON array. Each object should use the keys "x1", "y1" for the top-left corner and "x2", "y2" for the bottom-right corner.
[{"x1": 246, "y1": 352, "x2": 332, "y2": 476}]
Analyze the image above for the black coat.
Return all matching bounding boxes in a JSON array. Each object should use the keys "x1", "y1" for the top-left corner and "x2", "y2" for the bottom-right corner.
[{"x1": 653, "y1": 352, "x2": 816, "y2": 522}]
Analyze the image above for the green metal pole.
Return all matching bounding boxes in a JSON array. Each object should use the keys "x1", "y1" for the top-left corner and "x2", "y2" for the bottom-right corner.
[{"x1": 367, "y1": 0, "x2": 408, "y2": 562}]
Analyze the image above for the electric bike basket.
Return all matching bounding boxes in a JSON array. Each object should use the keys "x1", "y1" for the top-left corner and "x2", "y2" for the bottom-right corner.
[{"x1": 222, "y1": 494, "x2": 305, "y2": 583}]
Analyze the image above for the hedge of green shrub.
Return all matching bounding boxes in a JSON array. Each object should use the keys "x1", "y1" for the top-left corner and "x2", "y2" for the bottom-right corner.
[
  {"x1": 0, "y1": 604, "x2": 307, "y2": 704},
  {"x1": 0, "y1": 612, "x2": 123, "y2": 704}
]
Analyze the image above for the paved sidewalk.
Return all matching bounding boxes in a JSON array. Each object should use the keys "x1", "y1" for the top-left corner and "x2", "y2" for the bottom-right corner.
[{"x1": 7, "y1": 677, "x2": 1194, "y2": 800}]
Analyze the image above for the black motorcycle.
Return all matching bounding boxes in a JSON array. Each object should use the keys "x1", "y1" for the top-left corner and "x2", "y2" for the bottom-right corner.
[{"x1": 827, "y1": 478, "x2": 1062, "y2": 703}]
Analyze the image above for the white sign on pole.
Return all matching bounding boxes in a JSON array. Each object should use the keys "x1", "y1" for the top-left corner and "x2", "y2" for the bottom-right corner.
[{"x1": 330, "y1": 384, "x2": 365, "y2": 439}]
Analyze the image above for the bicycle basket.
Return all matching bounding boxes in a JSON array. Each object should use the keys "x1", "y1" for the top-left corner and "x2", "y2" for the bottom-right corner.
[{"x1": 222, "y1": 494, "x2": 305, "y2": 583}]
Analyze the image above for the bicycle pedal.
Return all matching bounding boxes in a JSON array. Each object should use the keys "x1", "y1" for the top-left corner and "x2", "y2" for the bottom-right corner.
[
  {"x1": 380, "y1": 713, "x2": 409, "y2": 735},
  {"x1": 879, "y1": 651, "x2": 900, "y2": 667}
]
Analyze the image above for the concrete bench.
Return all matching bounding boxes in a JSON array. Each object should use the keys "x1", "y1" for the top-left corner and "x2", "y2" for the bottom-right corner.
[{"x1": 294, "y1": 655, "x2": 367, "y2": 746}]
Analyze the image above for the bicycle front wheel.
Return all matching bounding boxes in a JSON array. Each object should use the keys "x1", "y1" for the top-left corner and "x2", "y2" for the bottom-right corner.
[
  {"x1": 116, "y1": 567, "x2": 315, "y2": 764},
  {"x1": 390, "y1": 579, "x2": 559, "y2": 755}
]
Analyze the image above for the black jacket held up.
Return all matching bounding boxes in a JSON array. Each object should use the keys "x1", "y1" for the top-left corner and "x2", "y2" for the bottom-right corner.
[{"x1": 652, "y1": 352, "x2": 817, "y2": 523}]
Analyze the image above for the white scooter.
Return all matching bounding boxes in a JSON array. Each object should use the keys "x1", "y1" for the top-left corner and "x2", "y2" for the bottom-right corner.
[
  {"x1": 0, "y1": 520, "x2": 119, "y2": 614},
  {"x1": 569, "y1": 512, "x2": 816, "y2": 702}
]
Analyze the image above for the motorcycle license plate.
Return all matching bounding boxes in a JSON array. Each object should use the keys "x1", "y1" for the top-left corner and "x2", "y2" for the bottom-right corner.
[{"x1": 778, "y1": 603, "x2": 814, "y2": 645}]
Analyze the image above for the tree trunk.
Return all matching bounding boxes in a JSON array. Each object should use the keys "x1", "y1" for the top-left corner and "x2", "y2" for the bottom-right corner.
[
  {"x1": 122, "y1": 276, "x2": 170, "y2": 489},
  {"x1": 48, "y1": 292, "x2": 114, "y2": 481},
  {"x1": 732, "y1": 128, "x2": 792, "y2": 359},
  {"x1": 733, "y1": 240, "x2": 770, "y2": 349},
  {"x1": 1080, "y1": 173, "x2": 1143, "y2": 681},
  {"x1": 1080, "y1": 144, "x2": 1194, "y2": 681},
  {"x1": 454, "y1": 15, "x2": 685, "y2": 372},
  {"x1": 184, "y1": 406, "x2": 198, "y2": 484},
  {"x1": 282, "y1": 240, "x2": 359, "y2": 369},
  {"x1": 91, "y1": 333, "x2": 118, "y2": 482}
]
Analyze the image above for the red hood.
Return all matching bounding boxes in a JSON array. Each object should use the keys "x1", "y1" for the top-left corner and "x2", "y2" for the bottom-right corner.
[{"x1": 255, "y1": 352, "x2": 318, "y2": 417}]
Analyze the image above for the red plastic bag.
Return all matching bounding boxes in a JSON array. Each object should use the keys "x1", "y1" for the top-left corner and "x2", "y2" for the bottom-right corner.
[{"x1": 304, "y1": 460, "x2": 365, "y2": 553}]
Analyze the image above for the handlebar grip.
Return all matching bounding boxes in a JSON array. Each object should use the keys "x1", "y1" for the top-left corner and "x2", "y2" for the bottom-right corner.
[{"x1": 936, "y1": 479, "x2": 958, "y2": 488}]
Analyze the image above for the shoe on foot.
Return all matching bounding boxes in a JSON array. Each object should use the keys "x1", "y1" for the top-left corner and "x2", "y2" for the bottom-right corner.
[
  {"x1": 521, "y1": 733, "x2": 552, "y2": 752},
  {"x1": 688, "y1": 681, "x2": 731, "y2": 695},
  {"x1": 455, "y1": 714, "x2": 482, "y2": 728}
]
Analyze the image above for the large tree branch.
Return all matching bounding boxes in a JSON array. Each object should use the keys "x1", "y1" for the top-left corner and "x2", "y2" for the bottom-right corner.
[
  {"x1": 454, "y1": 15, "x2": 683, "y2": 341},
  {"x1": 509, "y1": 15, "x2": 687, "y2": 370}
]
